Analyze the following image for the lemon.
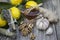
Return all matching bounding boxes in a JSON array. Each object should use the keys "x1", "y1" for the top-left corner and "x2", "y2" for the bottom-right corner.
[
  {"x1": 10, "y1": 0, "x2": 22, "y2": 5},
  {"x1": 25, "y1": 1, "x2": 38, "y2": 8},
  {"x1": 10, "y1": 7, "x2": 21, "y2": 20},
  {"x1": 0, "y1": 15, "x2": 7, "y2": 27}
]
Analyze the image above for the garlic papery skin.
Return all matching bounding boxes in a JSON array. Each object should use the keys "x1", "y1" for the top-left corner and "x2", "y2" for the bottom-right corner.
[
  {"x1": 46, "y1": 27, "x2": 53, "y2": 35},
  {"x1": 36, "y1": 17, "x2": 49, "y2": 30}
]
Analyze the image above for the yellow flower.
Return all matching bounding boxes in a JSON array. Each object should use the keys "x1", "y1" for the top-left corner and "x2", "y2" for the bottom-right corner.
[
  {"x1": 10, "y1": 0, "x2": 22, "y2": 5},
  {"x1": 0, "y1": 15, "x2": 7, "y2": 27},
  {"x1": 25, "y1": 1, "x2": 38, "y2": 8},
  {"x1": 10, "y1": 7, "x2": 21, "y2": 20}
]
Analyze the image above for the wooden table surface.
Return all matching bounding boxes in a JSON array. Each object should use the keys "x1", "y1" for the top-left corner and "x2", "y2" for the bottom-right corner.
[{"x1": 0, "y1": 0, "x2": 60, "y2": 40}]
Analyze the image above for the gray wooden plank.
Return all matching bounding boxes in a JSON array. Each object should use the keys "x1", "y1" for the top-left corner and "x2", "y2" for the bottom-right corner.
[
  {"x1": 45, "y1": 25, "x2": 57, "y2": 40},
  {"x1": 54, "y1": 0, "x2": 60, "y2": 40},
  {"x1": 55, "y1": 22, "x2": 60, "y2": 40},
  {"x1": 34, "y1": 0, "x2": 57, "y2": 40},
  {"x1": 33, "y1": 25, "x2": 57, "y2": 40},
  {"x1": 19, "y1": 24, "x2": 57, "y2": 40}
]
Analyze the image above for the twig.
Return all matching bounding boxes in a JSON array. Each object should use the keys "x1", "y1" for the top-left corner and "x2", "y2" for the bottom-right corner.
[
  {"x1": 8, "y1": 9, "x2": 16, "y2": 30},
  {"x1": 0, "y1": 28, "x2": 16, "y2": 37}
]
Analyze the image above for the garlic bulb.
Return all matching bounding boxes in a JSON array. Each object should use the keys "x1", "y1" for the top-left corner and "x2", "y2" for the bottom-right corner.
[
  {"x1": 39, "y1": 7, "x2": 58, "y2": 22},
  {"x1": 36, "y1": 17, "x2": 49, "y2": 30},
  {"x1": 46, "y1": 27, "x2": 53, "y2": 35}
]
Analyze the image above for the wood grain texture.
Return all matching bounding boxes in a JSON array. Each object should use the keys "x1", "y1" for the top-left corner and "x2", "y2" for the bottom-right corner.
[
  {"x1": 0, "y1": 0, "x2": 59, "y2": 40},
  {"x1": 33, "y1": 23, "x2": 57, "y2": 40},
  {"x1": 54, "y1": 0, "x2": 60, "y2": 40},
  {"x1": 6, "y1": 0, "x2": 59, "y2": 40},
  {"x1": 19, "y1": 25, "x2": 57, "y2": 40}
]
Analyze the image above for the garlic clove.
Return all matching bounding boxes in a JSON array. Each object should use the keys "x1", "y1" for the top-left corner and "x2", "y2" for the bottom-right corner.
[
  {"x1": 37, "y1": 22, "x2": 43, "y2": 30},
  {"x1": 46, "y1": 27, "x2": 53, "y2": 35}
]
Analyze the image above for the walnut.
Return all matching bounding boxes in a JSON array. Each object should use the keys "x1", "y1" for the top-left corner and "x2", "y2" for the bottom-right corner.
[
  {"x1": 19, "y1": 21, "x2": 34, "y2": 36},
  {"x1": 30, "y1": 33, "x2": 36, "y2": 40},
  {"x1": 19, "y1": 23, "x2": 27, "y2": 30},
  {"x1": 28, "y1": 28, "x2": 32, "y2": 33},
  {"x1": 21, "y1": 28, "x2": 29, "y2": 36},
  {"x1": 28, "y1": 23, "x2": 34, "y2": 29}
]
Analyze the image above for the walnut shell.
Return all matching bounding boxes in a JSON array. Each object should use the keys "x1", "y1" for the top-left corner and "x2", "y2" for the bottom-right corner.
[
  {"x1": 30, "y1": 33, "x2": 36, "y2": 40},
  {"x1": 21, "y1": 28, "x2": 29, "y2": 36}
]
